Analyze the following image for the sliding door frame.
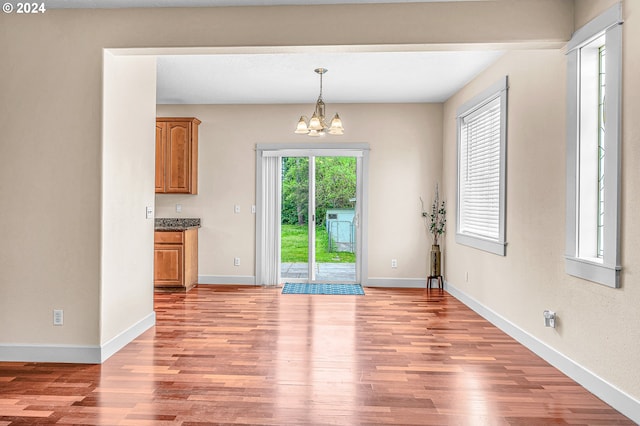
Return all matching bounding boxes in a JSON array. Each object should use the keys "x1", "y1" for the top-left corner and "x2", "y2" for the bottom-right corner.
[
  {"x1": 308, "y1": 157, "x2": 317, "y2": 281},
  {"x1": 255, "y1": 143, "x2": 369, "y2": 286}
]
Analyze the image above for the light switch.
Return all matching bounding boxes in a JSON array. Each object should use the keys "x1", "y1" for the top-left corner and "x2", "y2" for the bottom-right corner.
[
  {"x1": 234, "y1": 204, "x2": 240, "y2": 214},
  {"x1": 53, "y1": 309, "x2": 64, "y2": 326},
  {"x1": 145, "y1": 206, "x2": 153, "y2": 219}
]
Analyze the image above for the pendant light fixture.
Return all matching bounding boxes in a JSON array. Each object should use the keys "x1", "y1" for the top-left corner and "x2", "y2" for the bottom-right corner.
[{"x1": 294, "y1": 68, "x2": 344, "y2": 136}]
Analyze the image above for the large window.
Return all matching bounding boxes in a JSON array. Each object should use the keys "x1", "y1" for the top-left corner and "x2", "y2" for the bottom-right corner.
[
  {"x1": 456, "y1": 76, "x2": 508, "y2": 256},
  {"x1": 565, "y1": 4, "x2": 622, "y2": 288}
]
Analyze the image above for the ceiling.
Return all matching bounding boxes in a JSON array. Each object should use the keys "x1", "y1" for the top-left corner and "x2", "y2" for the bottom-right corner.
[
  {"x1": 47, "y1": 0, "x2": 479, "y2": 8},
  {"x1": 48, "y1": 0, "x2": 502, "y2": 105},
  {"x1": 156, "y1": 50, "x2": 504, "y2": 104}
]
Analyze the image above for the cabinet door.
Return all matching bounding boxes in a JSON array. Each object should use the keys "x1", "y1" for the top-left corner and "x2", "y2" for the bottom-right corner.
[
  {"x1": 155, "y1": 122, "x2": 166, "y2": 193},
  {"x1": 166, "y1": 121, "x2": 191, "y2": 193},
  {"x1": 154, "y1": 244, "x2": 184, "y2": 287}
]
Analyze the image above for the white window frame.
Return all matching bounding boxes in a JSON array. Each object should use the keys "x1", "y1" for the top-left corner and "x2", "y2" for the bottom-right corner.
[
  {"x1": 565, "y1": 3, "x2": 623, "y2": 288},
  {"x1": 456, "y1": 76, "x2": 508, "y2": 256}
]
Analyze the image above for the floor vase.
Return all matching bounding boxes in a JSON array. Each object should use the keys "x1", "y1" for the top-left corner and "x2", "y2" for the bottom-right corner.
[{"x1": 430, "y1": 244, "x2": 441, "y2": 277}]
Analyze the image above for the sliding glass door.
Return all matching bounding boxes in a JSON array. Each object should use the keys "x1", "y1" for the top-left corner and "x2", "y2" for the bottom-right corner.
[
  {"x1": 280, "y1": 157, "x2": 310, "y2": 280},
  {"x1": 281, "y1": 155, "x2": 359, "y2": 284}
]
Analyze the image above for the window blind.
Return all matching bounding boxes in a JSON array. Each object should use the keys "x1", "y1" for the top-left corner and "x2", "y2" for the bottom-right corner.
[{"x1": 459, "y1": 97, "x2": 501, "y2": 240}]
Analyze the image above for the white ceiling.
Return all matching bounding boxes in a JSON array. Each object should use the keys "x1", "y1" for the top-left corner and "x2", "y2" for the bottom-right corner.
[
  {"x1": 156, "y1": 50, "x2": 504, "y2": 104},
  {"x1": 47, "y1": 0, "x2": 502, "y2": 105}
]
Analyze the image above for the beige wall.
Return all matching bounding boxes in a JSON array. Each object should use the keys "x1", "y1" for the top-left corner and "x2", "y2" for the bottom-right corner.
[
  {"x1": 442, "y1": 0, "x2": 639, "y2": 405},
  {"x1": 155, "y1": 103, "x2": 442, "y2": 282},
  {"x1": 101, "y1": 52, "x2": 157, "y2": 348},
  {"x1": 0, "y1": 0, "x2": 573, "y2": 353},
  {"x1": 2, "y1": 0, "x2": 637, "y2": 415},
  {"x1": 574, "y1": 0, "x2": 620, "y2": 28}
]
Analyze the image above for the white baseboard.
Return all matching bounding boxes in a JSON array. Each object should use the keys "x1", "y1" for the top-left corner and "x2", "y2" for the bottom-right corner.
[
  {"x1": 445, "y1": 280, "x2": 640, "y2": 424},
  {"x1": 0, "y1": 343, "x2": 102, "y2": 363},
  {"x1": 0, "y1": 312, "x2": 156, "y2": 364},
  {"x1": 100, "y1": 311, "x2": 156, "y2": 362},
  {"x1": 365, "y1": 277, "x2": 426, "y2": 288},
  {"x1": 197, "y1": 276, "x2": 428, "y2": 288},
  {"x1": 198, "y1": 275, "x2": 256, "y2": 285}
]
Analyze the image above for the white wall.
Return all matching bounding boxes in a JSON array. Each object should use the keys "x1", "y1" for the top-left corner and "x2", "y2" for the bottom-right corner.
[{"x1": 155, "y1": 103, "x2": 442, "y2": 285}]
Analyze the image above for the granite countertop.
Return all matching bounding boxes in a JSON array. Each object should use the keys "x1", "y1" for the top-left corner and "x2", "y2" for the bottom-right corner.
[{"x1": 155, "y1": 218, "x2": 201, "y2": 231}]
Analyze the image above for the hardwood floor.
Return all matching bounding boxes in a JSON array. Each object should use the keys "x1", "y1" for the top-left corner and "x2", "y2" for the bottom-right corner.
[{"x1": 0, "y1": 285, "x2": 633, "y2": 425}]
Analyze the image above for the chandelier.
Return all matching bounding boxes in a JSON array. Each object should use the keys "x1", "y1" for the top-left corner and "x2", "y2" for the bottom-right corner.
[{"x1": 294, "y1": 68, "x2": 344, "y2": 136}]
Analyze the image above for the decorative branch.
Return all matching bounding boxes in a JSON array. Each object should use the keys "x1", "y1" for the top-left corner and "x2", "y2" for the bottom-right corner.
[{"x1": 425, "y1": 183, "x2": 446, "y2": 246}]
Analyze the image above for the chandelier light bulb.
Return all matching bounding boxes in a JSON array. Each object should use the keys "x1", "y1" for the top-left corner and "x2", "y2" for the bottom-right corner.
[
  {"x1": 295, "y1": 116, "x2": 310, "y2": 134},
  {"x1": 308, "y1": 113, "x2": 322, "y2": 131},
  {"x1": 328, "y1": 113, "x2": 344, "y2": 135}
]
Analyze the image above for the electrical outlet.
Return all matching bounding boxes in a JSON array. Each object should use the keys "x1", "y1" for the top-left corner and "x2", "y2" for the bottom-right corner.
[
  {"x1": 543, "y1": 310, "x2": 556, "y2": 328},
  {"x1": 176, "y1": 204, "x2": 182, "y2": 213},
  {"x1": 53, "y1": 309, "x2": 63, "y2": 326},
  {"x1": 391, "y1": 259, "x2": 397, "y2": 268},
  {"x1": 234, "y1": 257, "x2": 240, "y2": 266}
]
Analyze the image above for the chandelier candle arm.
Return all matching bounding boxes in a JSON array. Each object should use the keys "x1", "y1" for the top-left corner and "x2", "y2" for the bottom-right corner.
[{"x1": 294, "y1": 68, "x2": 344, "y2": 136}]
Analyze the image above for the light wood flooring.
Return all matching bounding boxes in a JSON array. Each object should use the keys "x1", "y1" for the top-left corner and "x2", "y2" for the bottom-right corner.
[{"x1": 0, "y1": 285, "x2": 634, "y2": 425}]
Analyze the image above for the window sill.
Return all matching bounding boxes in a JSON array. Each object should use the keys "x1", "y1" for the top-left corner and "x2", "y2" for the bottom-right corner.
[
  {"x1": 565, "y1": 256, "x2": 621, "y2": 288},
  {"x1": 456, "y1": 233, "x2": 506, "y2": 256}
]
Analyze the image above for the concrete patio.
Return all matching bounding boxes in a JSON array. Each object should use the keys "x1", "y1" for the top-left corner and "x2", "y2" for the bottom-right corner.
[{"x1": 281, "y1": 262, "x2": 356, "y2": 282}]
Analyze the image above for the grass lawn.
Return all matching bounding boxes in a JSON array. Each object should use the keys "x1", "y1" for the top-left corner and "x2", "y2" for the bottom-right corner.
[{"x1": 281, "y1": 224, "x2": 356, "y2": 263}]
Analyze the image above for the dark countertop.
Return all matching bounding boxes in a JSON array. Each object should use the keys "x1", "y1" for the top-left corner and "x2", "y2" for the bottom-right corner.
[{"x1": 155, "y1": 218, "x2": 201, "y2": 231}]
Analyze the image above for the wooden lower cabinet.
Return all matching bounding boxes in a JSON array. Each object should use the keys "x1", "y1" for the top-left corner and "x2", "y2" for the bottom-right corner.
[{"x1": 154, "y1": 228, "x2": 198, "y2": 290}]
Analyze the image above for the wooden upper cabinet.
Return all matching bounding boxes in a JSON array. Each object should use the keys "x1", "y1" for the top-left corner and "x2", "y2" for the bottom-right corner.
[{"x1": 155, "y1": 117, "x2": 200, "y2": 194}]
